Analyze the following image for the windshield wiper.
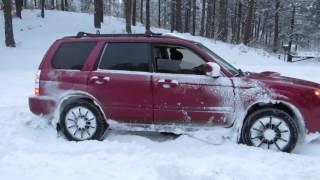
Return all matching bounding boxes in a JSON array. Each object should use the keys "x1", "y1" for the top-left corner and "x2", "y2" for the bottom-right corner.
[{"x1": 235, "y1": 69, "x2": 245, "y2": 77}]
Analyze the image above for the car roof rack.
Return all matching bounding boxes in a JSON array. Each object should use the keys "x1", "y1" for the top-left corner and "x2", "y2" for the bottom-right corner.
[{"x1": 73, "y1": 31, "x2": 164, "y2": 38}]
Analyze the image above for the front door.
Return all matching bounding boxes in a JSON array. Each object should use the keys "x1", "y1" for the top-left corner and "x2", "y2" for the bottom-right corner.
[
  {"x1": 87, "y1": 42, "x2": 153, "y2": 124},
  {"x1": 152, "y1": 44, "x2": 235, "y2": 126}
]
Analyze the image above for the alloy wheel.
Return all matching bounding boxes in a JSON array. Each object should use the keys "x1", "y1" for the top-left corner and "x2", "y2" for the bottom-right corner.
[
  {"x1": 65, "y1": 106, "x2": 98, "y2": 140},
  {"x1": 250, "y1": 116, "x2": 291, "y2": 151}
]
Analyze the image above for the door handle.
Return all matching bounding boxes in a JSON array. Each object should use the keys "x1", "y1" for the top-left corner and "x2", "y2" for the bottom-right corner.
[
  {"x1": 90, "y1": 76, "x2": 99, "y2": 81},
  {"x1": 103, "y1": 76, "x2": 111, "y2": 81},
  {"x1": 90, "y1": 76, "x2": 111, "y2": 85},
  {"x1": 158, "y1": 79, "x2": 179, "y2": 88}
]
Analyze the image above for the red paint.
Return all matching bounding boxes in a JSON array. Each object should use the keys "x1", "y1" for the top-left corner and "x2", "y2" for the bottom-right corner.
[{"x1": 29, "y1": 35, "x2": 320, "y2": 134}]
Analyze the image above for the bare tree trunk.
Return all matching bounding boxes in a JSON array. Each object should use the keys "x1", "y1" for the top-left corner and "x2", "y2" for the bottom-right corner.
[
  {"x1": 163, "y1": 0, "x2": 167, "y2": 27},
  {"x1": 205, "y1": 0, "x2": 212, "y2": 38},
  {"x1": 243, "y1": 0, "x2": 255, "y2": 45},
  {"x1": 2, "y1": 0, "x2": 16, "y2": 47},
  {"x1": 192, "y1": 0, "x2": 196, "y2": 35},
  {"x1": 184, "y1": 0, "x2": 191, "y2": 33},
  {"x1": 51, "y1": 0, "x2": 55, "y2": 9},
  {"x1": 60, "y1": 0, "x2": 64, "y2": 10},
  {"x1": 287, "y1": 5, "x2": 295, "y2": 62},
  {"x1": 260, "y1": 11, "x2": 268, "y2": 43},
  {"x1": 99, "y1": 0, "x2": 104, "y2": 23},
  {"x1": 273, "y1": 0, "x2": 280, "y2": 52},
  {"x1": 15, "y1": 0, "x2": 23, "y2": 18},
  {"x1": 145, "y1": 0, "x2": 151, "y2": 33},
  {"x1": 41, "y1": 0, "x2": 45, "y2": 18},
  {"x1": 24, "y1": 0, "x2": 27, "y2": 8},
  {"x1": 132, "y1": 0, "x2": 136, "y2": 26},
  {"x1": 64, "y1": 0, "x2": 68, "y2": 11},
  {"x1": 140, "y1": 0, "x2": 143, "y2": 24},
  {"x1": 217, "y1": 0, "x2": 228, "y2": 41},
  {"x1": 200, "y1": 0, "x2": 206, "y2": 36},
  {"x1": 158, "y1": 0, "x2": 161, "y2": 27},
  {"x1": 255, "y1": 15, "x2": 261, "y2": 40},
  {"x1": 211, "y1": 0, "x2": 216, "y2": 38},
  {"x1": 175, "y1": 0, "x2": 182, "y2": 32},
  {"x1": 231, "y1": 0, "x2": 238, "y2": 42},
  {"x1": 171, "y1": 0, "x2": 175, "y2": 32},
  {"x1": 124, "y1": 0, "x2": 132, "y2": 33},
  {"x1": 236, "y1": 0, "x2": 242, "y2": 44},
  {"x1": 94, "y1": 0, "x2": 101, "y2": 28}
]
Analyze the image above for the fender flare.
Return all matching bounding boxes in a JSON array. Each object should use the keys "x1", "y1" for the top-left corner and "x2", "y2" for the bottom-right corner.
[
  {"x1": 235, "y1": 100, "x2": 306, "y2": 143},
  {"x1": 52, "y1": 91, "x2": 108, "y2": 125}
]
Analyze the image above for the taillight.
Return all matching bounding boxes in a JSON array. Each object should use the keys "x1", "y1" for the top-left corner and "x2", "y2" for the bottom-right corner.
[
  {"x1": 34, "y1": 70, "x2": 41, "y2": 96},
  {"x1": 315, "y1": 89, "x2": 320, "y2": 97}
]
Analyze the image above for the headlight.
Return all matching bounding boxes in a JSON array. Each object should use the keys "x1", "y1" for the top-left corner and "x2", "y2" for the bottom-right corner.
[{"x1": 315, "y1": 89, "x2": 320, "y2": 96}]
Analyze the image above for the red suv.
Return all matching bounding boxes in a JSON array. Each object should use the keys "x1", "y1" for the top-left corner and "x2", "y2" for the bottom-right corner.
[{"x1": 29, "y1": 32, "x2": 320, "y2": 152}]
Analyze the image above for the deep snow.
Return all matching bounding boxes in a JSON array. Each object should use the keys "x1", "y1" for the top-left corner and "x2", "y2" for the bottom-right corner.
[{"x1": 1, "y1": 10, "x2": 320, "y2": 180}]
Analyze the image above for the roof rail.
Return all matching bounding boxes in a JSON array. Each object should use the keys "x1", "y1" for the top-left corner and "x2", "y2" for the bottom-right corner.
[{"x1": 74, "y1": 31, "x2": 163, "y2": 38}]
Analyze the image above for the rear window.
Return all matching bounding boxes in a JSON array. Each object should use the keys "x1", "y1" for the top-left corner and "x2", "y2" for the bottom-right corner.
[
  {"x1": 99, "y1": 43, "x2": 150, "y2": 72},
  {"x1": 52, "y1": 42, "x2": 96, "y2": 70}
]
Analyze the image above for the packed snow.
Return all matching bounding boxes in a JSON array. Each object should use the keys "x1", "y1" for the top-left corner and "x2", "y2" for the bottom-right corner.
[{"x1": 1, "y1": 10, "x2": 320, "y2": 180}]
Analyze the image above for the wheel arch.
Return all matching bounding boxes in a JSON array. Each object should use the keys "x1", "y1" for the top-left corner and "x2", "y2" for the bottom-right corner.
[
  {"x1": 54, "y1": 91, "x2": 108, "y2": 125},
  {"x1": 239, "y1": 101, "x2": 306, "y2": 143}
]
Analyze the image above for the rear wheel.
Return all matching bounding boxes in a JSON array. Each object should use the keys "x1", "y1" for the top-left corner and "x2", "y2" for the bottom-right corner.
[
  {"x1": 241, "y1": 108, "x2": 299, "y2": 153},
  {"x1": 60, "y1": 100, "x2": 107, "y2": 141}
]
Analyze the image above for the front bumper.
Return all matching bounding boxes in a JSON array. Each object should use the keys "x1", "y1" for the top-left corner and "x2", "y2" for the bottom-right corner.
[{"x1": 29, "y1": 96, "x2": 56, "y2": 115}]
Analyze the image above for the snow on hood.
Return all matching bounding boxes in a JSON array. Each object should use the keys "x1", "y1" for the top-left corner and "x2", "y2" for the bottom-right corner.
[{"x1": 248, "y1": 71, "x2": 320, "y2": 89}]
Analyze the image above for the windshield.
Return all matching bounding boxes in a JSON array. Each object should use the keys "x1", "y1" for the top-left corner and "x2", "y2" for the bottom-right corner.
[{"x1": 196, "y1": 43, "x2": 239, "y2": 75}]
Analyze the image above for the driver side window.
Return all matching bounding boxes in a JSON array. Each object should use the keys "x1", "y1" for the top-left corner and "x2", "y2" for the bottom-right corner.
[{"x1": 153, "y1": 45, "x2": 207, "y2": 75}]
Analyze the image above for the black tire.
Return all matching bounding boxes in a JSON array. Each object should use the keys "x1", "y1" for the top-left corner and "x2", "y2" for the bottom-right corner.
[
  {"x1": 241, "y1": 108, "x2": 299, "y2": 153},
  {"x1": 60, "y1": 99, "x2": 107, "y2": 141}
]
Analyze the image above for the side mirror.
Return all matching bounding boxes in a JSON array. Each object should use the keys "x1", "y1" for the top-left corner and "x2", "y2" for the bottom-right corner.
[{"x1": 204, "y1": 62, "x2": 221, "y2": 78}]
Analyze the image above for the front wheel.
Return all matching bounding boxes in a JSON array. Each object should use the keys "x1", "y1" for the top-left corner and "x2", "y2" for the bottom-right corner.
[
  {"x1": 241, "y1": 108, "x2": 299, "y2": 153},
  {"x1": 60, "y1": 100, "x2": 107, "y2": 141}
]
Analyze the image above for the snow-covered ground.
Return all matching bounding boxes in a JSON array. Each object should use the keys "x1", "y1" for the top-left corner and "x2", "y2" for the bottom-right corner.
[{"x1": 1, "y1": 10, "x2": 320, "y2": 180}]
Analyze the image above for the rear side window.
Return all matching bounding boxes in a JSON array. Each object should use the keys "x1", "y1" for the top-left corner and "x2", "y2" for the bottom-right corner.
[
  {"x1": 99, "y1": 43, "x2": 150, "y2": 72},
  {"x1": 52, "y1": 42, "x2": 96, "y2": 70}
]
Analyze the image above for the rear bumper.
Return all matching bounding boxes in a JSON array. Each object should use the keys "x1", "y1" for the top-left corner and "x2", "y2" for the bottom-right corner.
[{"x1": 29, "y1": 96, "x2": 56, "y2": 115}]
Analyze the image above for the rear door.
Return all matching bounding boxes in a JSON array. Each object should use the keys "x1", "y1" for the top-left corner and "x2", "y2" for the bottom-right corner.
[
  {"x1": 87, "y1": 42, "x2": 153, "y2": 124},
  {"x1": 152, "y1": 44, "x2": 235, "y2": 126}
]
